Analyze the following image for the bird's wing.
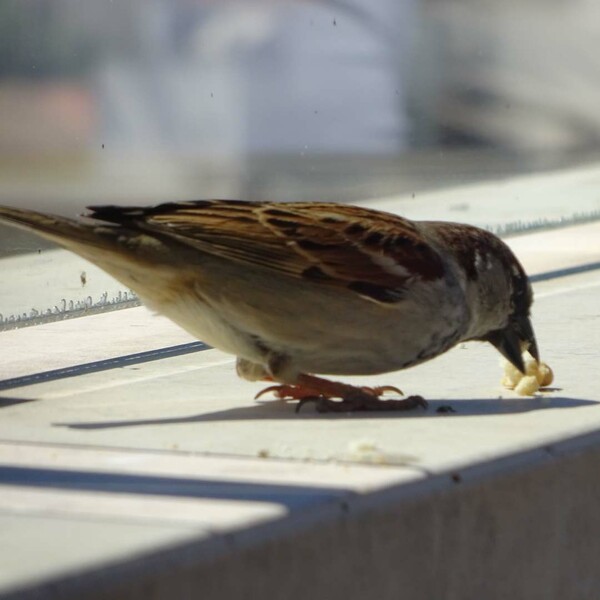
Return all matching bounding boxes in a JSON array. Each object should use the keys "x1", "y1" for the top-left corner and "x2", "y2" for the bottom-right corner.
[{"x1": 88, "y1": 200, "x2": 445, "y2": 304}]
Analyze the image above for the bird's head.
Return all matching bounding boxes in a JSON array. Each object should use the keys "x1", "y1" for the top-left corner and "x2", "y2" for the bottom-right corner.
[
  {"x1": 466, "y1": 228, "x2": 538, "y2": 374},
  {"x1": 481, "y1": 259, "x2": 538, "y2": 374},
  {"x1": 430, "y1": 222, "x2": 539, "y2": 374}
]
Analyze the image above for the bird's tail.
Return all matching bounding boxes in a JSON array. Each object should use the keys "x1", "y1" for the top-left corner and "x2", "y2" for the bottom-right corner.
[
  {"x1": 0, "y1": 205, "x2": 117, "y2": 257},
  {"x1": 0, "y1": 205, "x2": 169, "y2": 299}
]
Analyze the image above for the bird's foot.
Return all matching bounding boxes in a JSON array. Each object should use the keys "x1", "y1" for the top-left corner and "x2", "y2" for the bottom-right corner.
[
  {"x1": 255, "y1": 374, "x2": 427, "y2": 413},
  {"x1": 297, "y1": 391, "x2": 428, "y2": 413}
]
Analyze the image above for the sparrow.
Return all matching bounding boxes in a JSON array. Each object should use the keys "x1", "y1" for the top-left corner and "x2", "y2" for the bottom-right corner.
[{"x1": 0, "y1": 200, "x2": 538, "y2": 412}]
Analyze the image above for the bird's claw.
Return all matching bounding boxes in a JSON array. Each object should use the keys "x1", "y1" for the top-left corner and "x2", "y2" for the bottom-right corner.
[
  {"x1": 363, "y1": 385, "x2": 404, "y2": 397},
  {"x1": 256, "y1": 384, "x2": 322, "y2": 401},
  {"x1": 255, "y1": 385, "x2": 286, "y2": 400}
]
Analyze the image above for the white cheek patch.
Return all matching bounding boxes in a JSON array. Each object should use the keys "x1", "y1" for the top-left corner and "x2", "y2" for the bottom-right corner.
[
  {"x1": 474, "y1": 252, "x2": 483, "y2": 271},
  {"x1": 475, "y1": 251, "x2": 493, "y2": 272}
]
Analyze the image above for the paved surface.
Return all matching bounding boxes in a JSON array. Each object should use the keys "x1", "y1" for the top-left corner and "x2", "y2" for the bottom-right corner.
[{"x1": 1, "y1": 179, "x2": 600, "y2": 598}]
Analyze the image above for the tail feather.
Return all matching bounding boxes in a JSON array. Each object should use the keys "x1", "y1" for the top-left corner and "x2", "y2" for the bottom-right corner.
[
  {"x1": 0, "y1": 205, "x2": 113, "y2": 253},
  {"x1": 0, "y1": 205, "x2": 166, "y2": 292}
]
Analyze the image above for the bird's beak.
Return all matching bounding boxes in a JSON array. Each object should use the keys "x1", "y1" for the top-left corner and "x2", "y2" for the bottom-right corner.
[{"x1": 487, "y1": 315, "x2": 539, "y2": 374}]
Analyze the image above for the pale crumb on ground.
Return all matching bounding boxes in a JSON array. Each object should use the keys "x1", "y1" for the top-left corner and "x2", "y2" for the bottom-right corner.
[
  {"x1": 537, "y1": 363, "x2": 554, "y2": 387},
  {"x1": 502, "y1": 362, "x2": 522, "y2": 389},
  {"x1": 515, "y1": 375, "x2": 540, "y2": 396},
  {"x1": 524, "y1": 356, "x2": 539, "y2": 377},
  {"x1": 501, "y1": 352, "x2": 554, "y2": 395},
  {"x1": 348, "y1": 439, "x2": 377, "y2": 453},
  {"x1": 347, "y1": 439, "x2": 387, "y2": 464}
]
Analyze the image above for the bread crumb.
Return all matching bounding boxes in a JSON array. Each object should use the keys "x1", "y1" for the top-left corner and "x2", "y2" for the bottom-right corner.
[
  {"x1": 501, "y1": 352, "x2": 554, "y2": 395},
  {"x1": 537, "y1": 363, "x2": 554, "y2": 387},
  {"x1": 257, "y1": 449, "x2": 269, "y2": 458},
  {"x1": 502, "y1": 362, "x2": 522, "y2": 389},
  {"x1": 348, "y1": 439, "x2": 377, "y2": 453},
  {"x1": 347, "y1": 439, "x2": 386, "y2": 464},
  {"x1": 515, "y1": 375, "x2": 540, "y2": 396},
  {"x1": 524, "y1": 356, "x2": 539, "y2": 377}
]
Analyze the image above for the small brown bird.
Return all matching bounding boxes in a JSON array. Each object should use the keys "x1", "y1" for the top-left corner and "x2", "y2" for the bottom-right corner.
[{"x1": 0, "y1": 201, "x2": 538, "y2": 412}]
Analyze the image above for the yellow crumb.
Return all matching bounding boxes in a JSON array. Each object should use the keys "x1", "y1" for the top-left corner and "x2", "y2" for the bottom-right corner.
[
  {"x1": 537, "y1": 363, "x2": 554, "y2": 387},
  {"x1": 347, "y1": 439, "x2": 387, "y2": 464},
  {"x1": 515, "y1": 375, "x2": 540, "y2": 396},
  {"x1": 501, "y1": 352, "x2": 554, "y2": 395},
  {"x1": 502, "y1": 361, "x2": 523, "y2": 389},
  {"x1": 524, "y1": 356, "x2": 539, "y2": 377}
]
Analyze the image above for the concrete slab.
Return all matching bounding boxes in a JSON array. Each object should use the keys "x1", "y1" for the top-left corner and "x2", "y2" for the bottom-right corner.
[
  {"x1": 0, "y1": 514, "x2": 208, "y2": 597},
  {"x1": 0, "y1": 306, "x2": 196, "y2": 380}
]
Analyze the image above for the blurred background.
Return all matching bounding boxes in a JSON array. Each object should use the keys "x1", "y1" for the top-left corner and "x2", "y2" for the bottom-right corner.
[
  {"x1": 1, "y1": 0, "x2": 599, "y2": 212},
  {"x1": 1, "y1": 0, "x2": 600, "y2": 322}
]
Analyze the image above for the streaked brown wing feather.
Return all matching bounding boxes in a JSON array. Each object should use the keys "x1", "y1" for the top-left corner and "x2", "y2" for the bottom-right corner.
[{"x1": 87, "y1": 200, "x2": 445, "y2": 303}]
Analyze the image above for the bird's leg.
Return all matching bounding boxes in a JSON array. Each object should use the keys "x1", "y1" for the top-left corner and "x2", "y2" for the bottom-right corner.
[{"x1": 255, "y1": 373, "x2": 427, "y2": 413}]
